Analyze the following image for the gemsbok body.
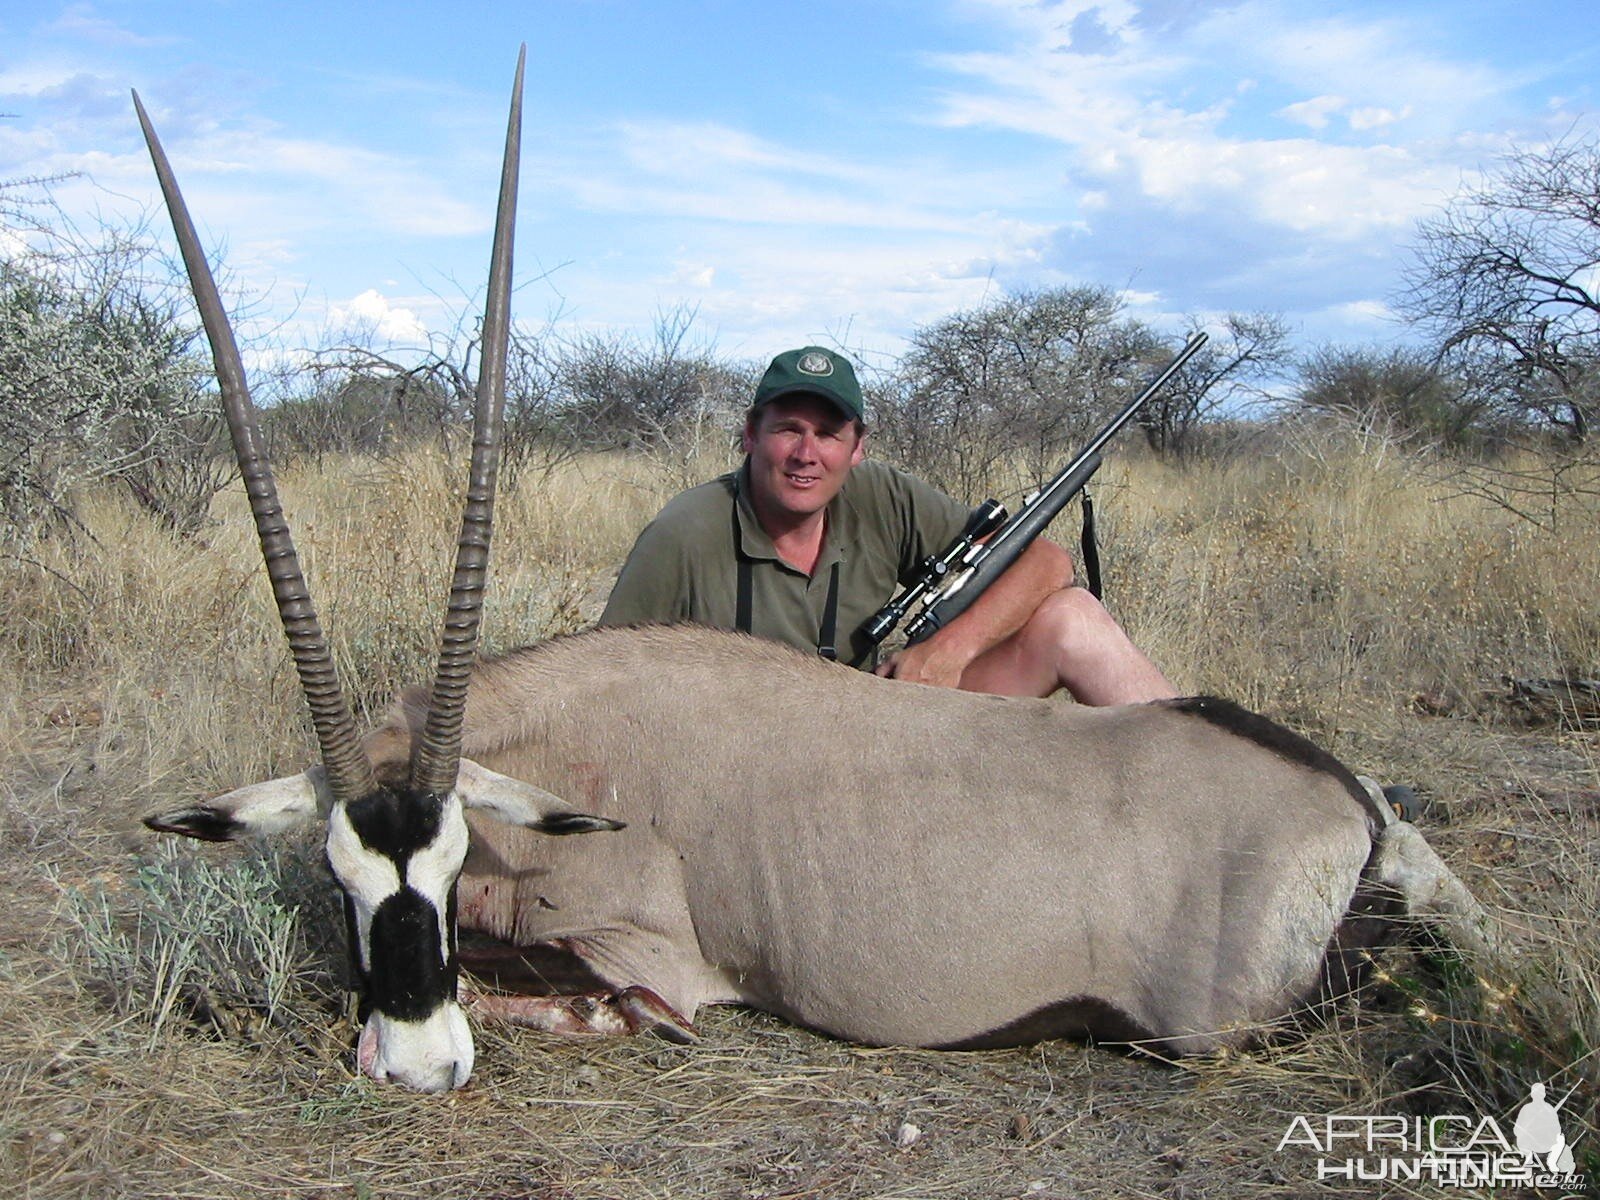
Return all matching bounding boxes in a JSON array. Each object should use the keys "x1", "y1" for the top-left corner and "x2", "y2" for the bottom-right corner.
[{"x1": 138, "y1": 53, "x2": 1501, "y2": 1093}]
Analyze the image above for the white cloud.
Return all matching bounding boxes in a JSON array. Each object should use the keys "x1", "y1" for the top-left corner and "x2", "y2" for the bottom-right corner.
[
  {"x1": 557, "y1": 210, "x2": 1058, "y2": 359},
  {"x1": 161, "y1": 131, "x2": 487, "y2": 240},
  {"x1": 1244, "y1": 12, "x2": 1505, "y2": 135},
  {"x1": 1279, "y1": 95, "x2": 1347, "y2": 130},
  {"x1": 927, "y1": 3, "x2": 1483, "y2": 244},
  {"x1": 613, "y1": 121, "x2": 888, "y2": 188},
  {"x1": 1322, "y1": 298, "x2": 1395, "y2": 327},
  {"x1": 666, "y1": 260, "x2": 716, "y2": 288},
  {"x1": 47, "y1": 5, "x2": 174, "y2": 48},
  {"x1": 576, "y1": 118, "x2": 1055, "y2": 240},
  {"x1": 524, "y1": 113, "x2": 1068, "y2": 354},
  {"x1": 0, "y1": 64, "x2": 86, "y2": 95},
  {"x1": 0, "y1": 71, "x2": 491, "y2": 256},
  {"x1": 329, "y1": 289, "x2": 429, "y2": 344},
  {"x1": 1348, "y1": 105, "x2": 1410, "y2": 131}
]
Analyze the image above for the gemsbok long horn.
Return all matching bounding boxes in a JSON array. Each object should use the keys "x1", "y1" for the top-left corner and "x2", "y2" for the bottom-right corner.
[
  {"x1": 410, "y1": 45, "x2": 525, "y2": 797},
  {"x1": 133, "y1": 89, "x2": 377, "y2": 805}
]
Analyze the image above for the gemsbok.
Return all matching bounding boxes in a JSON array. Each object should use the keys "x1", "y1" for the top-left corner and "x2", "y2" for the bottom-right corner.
[{"x1": 137, "y1": 52, "x2": 1501, "y2": 1094}]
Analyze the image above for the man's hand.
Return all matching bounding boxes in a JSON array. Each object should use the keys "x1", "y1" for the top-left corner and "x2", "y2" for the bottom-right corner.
[
  {"x1": 874, "y1": 635, "x2": 973, "y2": 689},
  {"x1": 874, "y1": 538, "x2": 1073, "y2": 691}
]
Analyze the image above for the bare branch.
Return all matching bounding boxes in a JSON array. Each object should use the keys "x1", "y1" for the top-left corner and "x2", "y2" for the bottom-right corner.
[{"x1": 1401, "y1": 133, "x2": 1600, "y2": 443}]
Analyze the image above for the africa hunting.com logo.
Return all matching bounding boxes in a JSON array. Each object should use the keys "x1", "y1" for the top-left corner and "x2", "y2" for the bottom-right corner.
[{"x1": 1276, "y1": 1080, "x2": 1589, "y2": 1192}]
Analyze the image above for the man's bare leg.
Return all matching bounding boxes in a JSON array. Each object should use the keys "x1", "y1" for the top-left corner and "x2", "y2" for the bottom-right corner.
[{"x1": 956, "y1": 588, "x2": 1176, "y2": 704}]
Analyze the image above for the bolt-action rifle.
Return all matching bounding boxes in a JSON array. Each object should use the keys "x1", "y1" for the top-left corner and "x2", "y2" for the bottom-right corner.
[{"x1": 860, "y1": 331, "x2": 1208, "y2": 651}]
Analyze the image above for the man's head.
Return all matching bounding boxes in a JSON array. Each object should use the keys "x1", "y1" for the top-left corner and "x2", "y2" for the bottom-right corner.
[{"x1": 742, "y1": 347, "x2": 868, "y2": 528}]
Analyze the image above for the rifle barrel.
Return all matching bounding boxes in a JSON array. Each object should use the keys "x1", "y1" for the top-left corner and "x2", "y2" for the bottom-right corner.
[{"x1": 905, "y1": 331, "x2": 1208, "y2": 642}]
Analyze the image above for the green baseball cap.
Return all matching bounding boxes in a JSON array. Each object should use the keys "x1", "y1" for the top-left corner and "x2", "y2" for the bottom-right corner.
[{"x1": 752, "y1": 346, "x2": 865, "y2": 422}]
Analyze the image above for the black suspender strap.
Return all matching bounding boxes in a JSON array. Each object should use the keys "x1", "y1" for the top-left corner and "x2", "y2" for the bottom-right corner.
[
  {"x1": 817, "y1": 562, "x2": 840, "y2": 661},
  {"x1": 732, "y1": 500, "x2": 842, "y2": 660},
  {"x1": 734, "y1": 503, "x2": 753, "y2": 635}
]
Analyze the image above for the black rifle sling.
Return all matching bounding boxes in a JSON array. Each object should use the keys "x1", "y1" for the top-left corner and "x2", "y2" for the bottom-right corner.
[
  {"x1": 732, "y1": 502, "x2": 841, "y2": 659},
  {"x1": 1080, "y1": 487, "x2": 1103, "y2": 600}
]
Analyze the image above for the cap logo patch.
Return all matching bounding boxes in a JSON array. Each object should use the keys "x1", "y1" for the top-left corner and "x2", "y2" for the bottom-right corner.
[{"x1": 797, "y1": 351, "x2": 834, "y2": 376}]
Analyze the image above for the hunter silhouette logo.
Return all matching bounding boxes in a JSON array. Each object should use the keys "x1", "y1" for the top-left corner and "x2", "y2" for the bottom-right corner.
[
  {"x1": 1515, "y1": 1082, "x2": 1577, "y2": 1174},
  {"x1": 797, "y1": 351, "x2": 834, "y2": 376},
  {"x1": 1277, "y1": 1078, "x2": 1588, "y2": 1190}
]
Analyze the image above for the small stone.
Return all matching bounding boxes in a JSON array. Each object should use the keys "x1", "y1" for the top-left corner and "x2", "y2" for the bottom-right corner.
[{"x1": 894, "y1": 1121, "x2": 921, "y2": 1149}]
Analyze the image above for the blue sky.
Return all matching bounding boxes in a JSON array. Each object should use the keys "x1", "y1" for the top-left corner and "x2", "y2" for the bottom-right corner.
[{"x1": 2, "y1": 0, "x2": 1596, "y2": 371}]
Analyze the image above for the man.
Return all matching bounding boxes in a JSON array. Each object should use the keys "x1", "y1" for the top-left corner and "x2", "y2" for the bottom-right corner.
[{"x1": 599, "y1": 346, "x2": 1174, "y2": 705}]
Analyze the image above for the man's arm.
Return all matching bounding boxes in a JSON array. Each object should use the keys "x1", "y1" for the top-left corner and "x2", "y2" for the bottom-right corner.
[{"x1": 874, "y1": 536, "x2": 1074, "y2": 688}]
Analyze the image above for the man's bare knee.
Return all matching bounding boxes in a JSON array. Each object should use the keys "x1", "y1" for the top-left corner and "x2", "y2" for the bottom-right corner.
[
  {"x1": 1027, "y1": 587, "x2": 1175, "y2": 706},
  {"x1": 1022, "y1": 587, "x2": 1114, "y2": 653}
]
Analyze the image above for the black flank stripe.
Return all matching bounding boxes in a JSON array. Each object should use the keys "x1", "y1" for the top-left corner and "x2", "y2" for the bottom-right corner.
[{"x1": 1162, "y1": 696, "x2": 1387, "y2": 827}]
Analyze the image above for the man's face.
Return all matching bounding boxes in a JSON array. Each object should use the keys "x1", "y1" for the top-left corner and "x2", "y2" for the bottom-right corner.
[{"x1": 741, "y1": 394, "x2": 865, "y2": 526}]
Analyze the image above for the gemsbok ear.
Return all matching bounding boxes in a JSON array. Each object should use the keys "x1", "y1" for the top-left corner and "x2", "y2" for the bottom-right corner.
[
  {"x1": 144, "y1": 767, "x2": 332, "y2": 842},
  {"x1": 455, "y1": 759, "x2": 625, "y2": 835}
]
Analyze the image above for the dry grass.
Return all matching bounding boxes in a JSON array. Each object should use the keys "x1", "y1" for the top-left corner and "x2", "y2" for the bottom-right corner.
[{"x1": 2, "y1": 434, "x2": 1596, "y2": 1199}]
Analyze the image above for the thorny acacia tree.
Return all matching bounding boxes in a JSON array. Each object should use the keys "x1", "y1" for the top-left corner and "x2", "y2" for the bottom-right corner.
[
  {"x1": 0, "y1": 184, "x2": 226, "y2": 540},
  {"x1": 873, "y1": 288, "x2": 1290, "y2": 494},
  {"x1": 873, "y1": 286, "x2": 1161, "y2": 498},
  {"x1": 1140, "y1": 312, "x2": 1292, "y2": 457},
  {"x1": 265, "y1": 312, "x2": 584, "y2": 487},
  {"x1": 1400, "y1": 135, "x2": 1600, "y2": 528},
  {"x1": 1294, "y1": 345, "x2": 1486, "y2": 450},
  {"x1": 1404, "y1": 134, "x2": 1600, "y2": 444},
  {"x1": 554, "y1": 306, "x2": 752, "y2": 457},
  {"x1": 265, "y1": 305, "x2": 751, "y2": 490}
]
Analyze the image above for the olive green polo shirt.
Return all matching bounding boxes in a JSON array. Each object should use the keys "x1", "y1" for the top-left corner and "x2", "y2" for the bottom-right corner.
[{"x1": 599, "y1": 459, "x2": 971, "y2": 668}]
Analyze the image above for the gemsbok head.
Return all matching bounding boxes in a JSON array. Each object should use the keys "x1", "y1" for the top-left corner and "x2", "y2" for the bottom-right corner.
[{"x1": 134, "y1": 48, "x2": 621, "y2": 1093}]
